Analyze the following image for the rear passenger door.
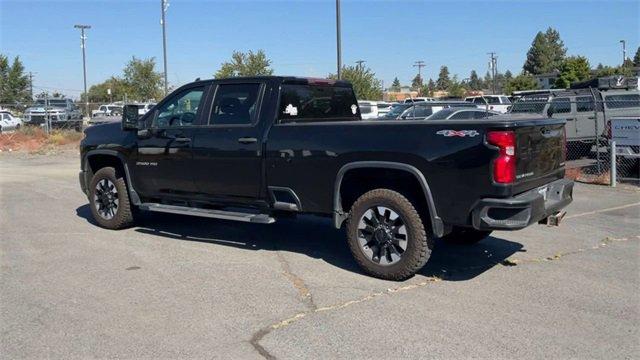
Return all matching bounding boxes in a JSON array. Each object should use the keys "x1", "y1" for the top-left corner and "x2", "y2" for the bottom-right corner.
[{"x1": 190, "y1": 82, "x2": 266, "y2": 203}]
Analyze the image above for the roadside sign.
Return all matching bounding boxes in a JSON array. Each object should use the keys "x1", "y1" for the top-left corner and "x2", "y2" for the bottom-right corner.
[{"x1": 611, "y1": 117, "x2": 640, "y2": 146}]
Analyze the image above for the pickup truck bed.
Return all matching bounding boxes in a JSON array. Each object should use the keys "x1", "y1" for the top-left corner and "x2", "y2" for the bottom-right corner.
[{"x1": 79, "y1": 76, "x2": 573, "y2": 280}]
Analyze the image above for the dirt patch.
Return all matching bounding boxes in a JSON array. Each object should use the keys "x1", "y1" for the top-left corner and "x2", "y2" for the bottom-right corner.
[{"x1": 0, "y1": 127, "x2": 82, "y2": 154}]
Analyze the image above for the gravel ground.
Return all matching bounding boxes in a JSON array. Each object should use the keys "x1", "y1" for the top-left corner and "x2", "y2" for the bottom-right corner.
[{"x1": 1, "y1": 151, "x2": 638, "y2": 359}]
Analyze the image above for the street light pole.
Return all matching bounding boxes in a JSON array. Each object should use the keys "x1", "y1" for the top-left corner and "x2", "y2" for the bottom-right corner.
[
  {"x1": 620, "y1": 40, "x2": 626, "y2": 65},
  {"x1": 74, "y1": 24, "x2": 91, "y2": 117},
  {"x1": 161, "y1": 0, "x2": 169, "y2": 95},
  {"x1": 336, "y1": 0, "x2": 342, "y2": 79}
]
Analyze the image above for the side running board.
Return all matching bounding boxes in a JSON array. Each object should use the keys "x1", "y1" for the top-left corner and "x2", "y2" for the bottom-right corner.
[{"x1": 139, "y1": 203, "x2": 275, "y2": 224}]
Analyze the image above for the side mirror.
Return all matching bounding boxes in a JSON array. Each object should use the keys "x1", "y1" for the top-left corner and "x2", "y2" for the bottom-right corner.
[{"x1": 122, "y1": 105, "x2": 140, "y2": 130}]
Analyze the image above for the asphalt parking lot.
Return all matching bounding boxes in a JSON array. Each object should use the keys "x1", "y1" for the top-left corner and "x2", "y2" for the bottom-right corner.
[{"x1": 1, "y1": 151, "x2": 639, "y2": 359}]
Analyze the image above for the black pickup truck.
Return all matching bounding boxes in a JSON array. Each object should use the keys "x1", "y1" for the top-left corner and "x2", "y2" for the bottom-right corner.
[{"x1": 79, "y1": 76, "x2": 573, "y2": 280}]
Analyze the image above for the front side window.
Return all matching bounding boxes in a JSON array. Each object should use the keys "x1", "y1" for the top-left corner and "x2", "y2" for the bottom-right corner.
[
  {"x1": 359, "y1": 104, "x2": 372, "y2": 114},
  {"x1": 209, "y1": 83, "x2": 261, "y2": 125},
  {"x1": 153, "y1": 87, "x2": 204, "y2": 127},
  {"x1": 473, "y1": 97, "x2": 486, "y2": 105},
  {"x1": 499, "y1": 96, "x2": 511, "y2": 104},
  {"x1": 576, "y1": 96, "x2": 595, "y2": 112},
  {"x1": 279, "y1": 84, "x2": 359, "y2": 123},
  {"x1": 550, "y1": 97, "x2": 571, "y2": 114}
]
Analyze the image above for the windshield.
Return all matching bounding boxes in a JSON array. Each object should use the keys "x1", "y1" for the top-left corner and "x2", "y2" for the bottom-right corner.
[{"x1": 35, "y1": 99, "x2": 68, "y2": 108}]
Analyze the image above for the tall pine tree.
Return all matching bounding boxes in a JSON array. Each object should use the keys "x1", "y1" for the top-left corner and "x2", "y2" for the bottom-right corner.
[{"x1": 523, "y1": 27, "x2": 567, "y2": 74}]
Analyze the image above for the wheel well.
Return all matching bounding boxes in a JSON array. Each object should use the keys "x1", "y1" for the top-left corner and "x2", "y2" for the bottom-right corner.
[
  {"x1": 86, "y1": 154, "x2": 126, "y2": 180},
  {"x1": 339, "y1": 167, "x2": 430, "y2": 225}
]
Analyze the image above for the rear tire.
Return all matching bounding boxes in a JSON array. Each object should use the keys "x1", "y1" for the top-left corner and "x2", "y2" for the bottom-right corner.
[
  {"x1": 89, "y1": 167, "x2": 134, "y2": 229},
  {"x1": 441, "y1": 227, "x2": 492, "y2": 245},
  {"x1": 346, "y1": 189, "x2": 432, "y2": 281}
]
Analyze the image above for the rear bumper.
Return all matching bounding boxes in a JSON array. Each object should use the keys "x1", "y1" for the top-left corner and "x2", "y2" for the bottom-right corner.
[{"x1": 472, "y1": 178, "x2": 573, "y2": 231}]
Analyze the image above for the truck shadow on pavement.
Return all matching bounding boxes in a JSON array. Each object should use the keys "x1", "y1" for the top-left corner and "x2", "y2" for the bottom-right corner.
[{"x1": 76, "y1": 205, "x2": 524, "y2": 281}]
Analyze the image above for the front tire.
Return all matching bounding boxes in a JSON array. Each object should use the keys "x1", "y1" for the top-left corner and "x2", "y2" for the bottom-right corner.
[
  {"x1": 441, "y1": 227, "x2": 492, "y2": 245},
  {"x1": 346, "y1": 189, "x2": 432, "y2": 281},
  {"x1": 89, "y1": 167, "x2": 134, "y2": 229}
]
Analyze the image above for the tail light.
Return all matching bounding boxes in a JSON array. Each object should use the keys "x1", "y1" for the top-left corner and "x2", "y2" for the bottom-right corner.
[{"x1": 487, "y1": 130, "x2": 516, "y2": 184}]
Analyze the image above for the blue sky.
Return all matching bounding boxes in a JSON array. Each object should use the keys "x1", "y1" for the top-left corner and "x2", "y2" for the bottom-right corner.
[{"x1": 1, "y1": 0, "x2": 638, "y2": 99}]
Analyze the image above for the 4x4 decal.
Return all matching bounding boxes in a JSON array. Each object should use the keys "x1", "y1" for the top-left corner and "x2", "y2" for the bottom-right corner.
[{"x1": 436, "y1": 130, "x2": 480, "y2": 137}]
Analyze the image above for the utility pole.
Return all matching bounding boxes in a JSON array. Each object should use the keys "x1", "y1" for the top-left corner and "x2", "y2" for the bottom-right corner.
[
  {"x1": 413, "y1": 61, "x2": 425, "y2": 95},
  {"x1": 161, "y1": 0, "x2": 169, "y2": 95},
  {"x1": 355, "y1": 60, "x2": 366, "y2": 71},
  {"x1": 74, "y1": 24, "x2": 91, "y2": 117},
  {"x1": 413, "y1": 60, "x2": 425, "y2": 79},
  {"x1": 487, "y1": 52, "x2": 497, "y2": 94},
  {"x1": 620, "y1": 40, "x2": 626, "y2": 65},
  {"x1": 28, "y1": 72, "x2": 34, "y2": 100},
  {"x1": 336, "y1": 0, "x2": 342, "y2": 79}
]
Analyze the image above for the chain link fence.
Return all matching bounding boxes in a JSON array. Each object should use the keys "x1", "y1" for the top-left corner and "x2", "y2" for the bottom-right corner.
[{"x1": 510, "y1": 93, "x2": 639, "y2": 185}]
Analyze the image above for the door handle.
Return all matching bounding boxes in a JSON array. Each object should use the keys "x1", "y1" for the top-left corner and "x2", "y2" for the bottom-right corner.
[
  {"x1": 174, "y1": 137, "x2": 191, "y2": 143},
  {"x1": 238, "y1": 137, "x2": 258, "y2": 144}
]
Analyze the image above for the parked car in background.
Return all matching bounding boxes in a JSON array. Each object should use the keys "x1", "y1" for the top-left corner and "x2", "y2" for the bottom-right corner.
[
  {"x1": 92, "y1": 104, "x2": 123, "y2": 118},
  {"x1": 135, "y1": 102, "x2": 156, "y2": 115},
  {"x1": 392, "y1": 101, "x2": 478, "y2": 120},
  {"x1": 426, "y1": 108, "x2": 500, "y2": 120},
  {"x1": 0, "y1": 110, "x2": 23, "y2": 132},
  {"x1": 465, "y1": 95, "x2": 512, "y2": 113},
  {"x1": 403, "y1": 97, "x2": 436, "y2": 103},
  {"x1": 376, "y1": 101, "x2": 392, "y2": 117},
  {"x1": 23, "y1": 98, "x2": 83, "y2": 131},
  {"x1": 377, "y1": 103, "x2": 414, "y2": 120},
  {"x1": 358, "y1": 101, "x2": 381, "y2": 120}
]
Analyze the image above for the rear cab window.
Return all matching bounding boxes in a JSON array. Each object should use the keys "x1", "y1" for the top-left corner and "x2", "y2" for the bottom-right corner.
[{"x1": 278, "y1": 83, "x2": 360, "y2": 123}]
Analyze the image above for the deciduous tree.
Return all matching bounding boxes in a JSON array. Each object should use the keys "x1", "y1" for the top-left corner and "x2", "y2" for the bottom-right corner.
[
  {"x1": 504, "y1": 73, "x2": 539, "y2": 95},
  {"x1": 329, "y1": 65, "x2": 382, "y2": 100},
  {"x1": 214, "y1": 50, "x2": 273, "y2": 78}
]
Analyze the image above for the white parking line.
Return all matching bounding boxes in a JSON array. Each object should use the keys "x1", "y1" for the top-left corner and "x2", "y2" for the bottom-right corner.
[{"x1": 565, "y1": 202, "x2": 640, "y2": 219}]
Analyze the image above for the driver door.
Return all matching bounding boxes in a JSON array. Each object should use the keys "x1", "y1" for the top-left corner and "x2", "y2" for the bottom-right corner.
[{"x1": 132, "y1": 85, "x2": 207, "y2": 198}]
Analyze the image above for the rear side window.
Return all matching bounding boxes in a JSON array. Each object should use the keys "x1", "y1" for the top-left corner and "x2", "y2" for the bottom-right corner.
[
  {"x1": 473, "y1": 111, "x2": 491, "y2": 119},
  {"x1": 604, "y1": 94, "x2": 640, "y2": 109},
  {"x1": 473, "y1": 98, "x2": 485, "y2": 104},
  {"x1": 576, "y1": 96, "x2": 595, "y2": 112},
  {"x1": 209, "y1": 83, "x2": 261, "y2": 126},
  {"x1": 550, "y1": 97, "x2": 571, "y2": 114},
  {"x1": 450, "y1": 111, "x2": 473, "y2": 120},
  {"x1": 279, "y1": 84, "x2": 359, "y2": 123}
]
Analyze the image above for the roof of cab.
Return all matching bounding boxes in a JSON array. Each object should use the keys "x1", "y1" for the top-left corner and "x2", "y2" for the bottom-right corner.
[{"x1": 189, "y1": 76, "x2": 353, "y2": 88}]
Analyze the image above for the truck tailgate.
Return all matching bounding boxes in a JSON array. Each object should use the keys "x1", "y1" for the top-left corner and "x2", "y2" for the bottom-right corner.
[{"x1": 514, "y1": 122, "x2": 565, "y2": 190}]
